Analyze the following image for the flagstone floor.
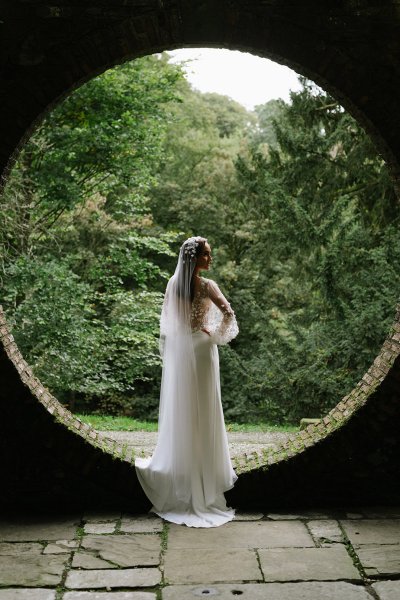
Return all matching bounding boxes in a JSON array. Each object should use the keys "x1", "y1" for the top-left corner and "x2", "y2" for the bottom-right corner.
[{"x1": 0, "y1": 507, "x2": 399, "y2": 599}]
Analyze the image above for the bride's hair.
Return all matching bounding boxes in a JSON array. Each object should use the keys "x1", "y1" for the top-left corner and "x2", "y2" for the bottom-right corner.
[
  {"x1": 176, "y1": 236, "x2": 208, "y2": 302},
  {"x1": 190, "y1": 237, "x2": 207, "y2": 301},
  {"x1": 193, "y1": 237, "x2": 207, "y2": 260}
]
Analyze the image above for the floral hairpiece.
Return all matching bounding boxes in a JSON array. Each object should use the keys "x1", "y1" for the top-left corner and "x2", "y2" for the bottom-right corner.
[{"x1": 182, "y1": 236, "x2": 200, "y2": 263}]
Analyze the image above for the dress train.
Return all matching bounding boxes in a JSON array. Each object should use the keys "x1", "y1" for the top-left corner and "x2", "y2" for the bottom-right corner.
[{"x1": 135, "y1": 330, "x2": 237, "y2": 528}]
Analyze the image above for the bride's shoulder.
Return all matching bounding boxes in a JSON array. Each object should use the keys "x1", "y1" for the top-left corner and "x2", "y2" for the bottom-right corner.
[
  {"x1": 201, "y1": 276, "x2": 213, "y2": 285},
  {"x1": 201, "y1": 277, "x2": 220, "y2": 290}
]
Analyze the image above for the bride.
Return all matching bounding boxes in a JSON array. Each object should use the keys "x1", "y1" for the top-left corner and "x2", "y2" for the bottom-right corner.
[{"x1": 135, "y1": 236, "x2": 239, "y2": 528}]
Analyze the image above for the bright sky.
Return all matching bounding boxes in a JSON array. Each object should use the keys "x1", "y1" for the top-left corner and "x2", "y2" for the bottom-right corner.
[{"x1": 168, "y1": 48, "x2": 302, "y2": 111}]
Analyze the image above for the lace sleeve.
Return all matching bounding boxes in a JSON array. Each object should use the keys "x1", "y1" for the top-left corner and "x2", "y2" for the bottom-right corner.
[{"x1": 206, "y1": 279, "x2": 239, "y2": 345}]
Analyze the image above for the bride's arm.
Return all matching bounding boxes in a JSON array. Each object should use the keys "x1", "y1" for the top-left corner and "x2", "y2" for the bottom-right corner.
[{"x1": 207, "y1": 279, "x2": 239, "y2": 344}]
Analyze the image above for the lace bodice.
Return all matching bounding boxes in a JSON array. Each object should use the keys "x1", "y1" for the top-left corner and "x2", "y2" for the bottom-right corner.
[{"x1": 190, "y1": 277, "x2": 239, "y2": 345}]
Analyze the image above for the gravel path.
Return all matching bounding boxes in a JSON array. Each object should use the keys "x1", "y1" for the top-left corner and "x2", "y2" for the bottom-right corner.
[{"x1": 97, "y1": 430, "x2": 291, "y2": 459}]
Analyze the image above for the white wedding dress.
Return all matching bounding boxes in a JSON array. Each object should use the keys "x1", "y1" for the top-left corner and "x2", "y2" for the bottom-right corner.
[{"x1": 135, "y1": 276, "x2": 239, "y2": 528}]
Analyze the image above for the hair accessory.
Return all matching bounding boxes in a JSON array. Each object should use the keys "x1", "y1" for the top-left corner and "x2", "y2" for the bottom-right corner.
[{"x1": 182, "y1": 237, "x2": 200, "y2": 263}]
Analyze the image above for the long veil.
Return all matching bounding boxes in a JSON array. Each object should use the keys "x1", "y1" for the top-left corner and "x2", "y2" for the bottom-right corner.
[{"x1": 137, "y1": 237, "x2": 202, "y2": 506}]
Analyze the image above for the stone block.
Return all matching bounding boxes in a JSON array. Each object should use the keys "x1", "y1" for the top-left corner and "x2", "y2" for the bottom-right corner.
[
  {"x1": 355, "y1": 545, "x2": 400, "y2": 577},
  {"x1": 258, "y1": 547, "x2": 361, "y2": 582},
  {"x1": 65, "y1": 568, "x2": 161, "y2": 589},
  {"x1": 83, "y1": 523, "x2": 116, "y2": 534},
  {"x1": 308, "y1": 520, "x2": 344, "y2": 546},
  {"x1": 168, "y1": 520, "x2": 314, "y2": 550},
  {"x1": 64, "y1": 593, "x2": 155, "y2": 600},
  {"x1": 266, "y1": 513, "x2": 304, "y2": 520},
  {"x1": 83, "y1": 511, "x2": 121, "y2": 523},
  {"x1": 0, "y1": 516, "x2": 79, "y2": 541},
  {"x1": 0, "y1": 542, "x2": 43, "y2": 555},
  {"x1": 0, "y1": 590, "x2": 56, "y2": 600},
  {"x1": 162, "y1": 581, "x2": 373, "y2": 600},
  {"x1": 0, "y1": 555, "x2": 67, "y2": 586},
  {"x1": 164, "y1": 548, "x2": 261, "y2": 584},
  {"x1": 79, "y1": 534, "x2": 161, "y2": 567},
  {"x1": 120, "y1": 515, "x2": 163, "y2": 533},
  {"x1": 340, "y1": 519, "x2": 400, "y2": 546},
  {"x1": 372, "y1": 580, "x2": 400, "y2": 600},
  {"x1": 43, "y1": 539, "x2": 80, "y2": 554},
  {"x1": 72, "y1": 553, "x2": 114, "y2": 569},
  {"x1": 233, "y1": 512, "x2": 264, "y2": 521},
  {"x1": 267, "y1": 510, "x2": 332, "y2": 520}
]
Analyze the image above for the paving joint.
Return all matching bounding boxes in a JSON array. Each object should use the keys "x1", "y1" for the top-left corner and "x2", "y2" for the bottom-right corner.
[
  {"x1": 55, "y1": 520, "x2": 83, "y2": 600},
  {"x1": 254, "y1": 548, "x2": 265, "y2": 582},
  {"x1": 158, "y1": 521, "x2": 170, "y2": 597},
  {"x1": 365, "y1": 583, "x2": 384, "y2": 600},
  {"x1": 338, "y1": 520, "x2": 369, "y2": 583}
]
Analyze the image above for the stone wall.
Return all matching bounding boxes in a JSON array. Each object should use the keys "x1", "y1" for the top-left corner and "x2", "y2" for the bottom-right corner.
[{"x1": 1, "y1": 1, "x2": 400, "y2": 509}]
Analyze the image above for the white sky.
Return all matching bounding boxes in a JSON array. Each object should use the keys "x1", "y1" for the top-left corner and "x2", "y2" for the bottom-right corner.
[{"x1": 167, "y1": 48, "x2": 302, "y2": 111}]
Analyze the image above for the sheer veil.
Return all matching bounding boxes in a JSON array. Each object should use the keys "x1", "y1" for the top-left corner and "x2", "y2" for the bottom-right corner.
[{"x1": 148, "y1": 237, "x2": 205, "y2": 505}]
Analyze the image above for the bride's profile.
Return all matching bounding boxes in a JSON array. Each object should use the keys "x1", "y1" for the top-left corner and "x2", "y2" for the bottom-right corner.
[{"x1": 135, "y1": 236, "x2": 239, "y2": 528}]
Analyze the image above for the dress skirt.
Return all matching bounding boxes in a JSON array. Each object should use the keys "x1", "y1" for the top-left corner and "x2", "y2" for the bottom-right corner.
[{"x1": 135, "y1": 330, "x2": 237, "y2": 528}]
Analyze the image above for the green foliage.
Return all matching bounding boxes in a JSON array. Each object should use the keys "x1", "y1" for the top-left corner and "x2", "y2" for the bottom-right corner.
[
  {"x1": 1, "y1": 54, "x2": 183, "y2": 412},
  {"x1": 221, "y1": 79, "x2": 400, "y2": 421},
  {"x1": 1, "y1": 57, "x2": 399, "y2": 424},
  {"x1": 150, "y1": 75, "x2": 400, "y2": 423}
]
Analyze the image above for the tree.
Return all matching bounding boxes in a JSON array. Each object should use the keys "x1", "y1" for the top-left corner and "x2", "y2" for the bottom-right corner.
[
  {"x1": 1, "y1": 54, "x2": 184, "y2": 412},
  {"x1": 223, "y1": 78, "x2": 400, "y2": 421}
]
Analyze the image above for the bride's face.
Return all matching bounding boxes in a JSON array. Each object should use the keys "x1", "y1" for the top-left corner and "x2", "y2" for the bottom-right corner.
[{"x1": 197, "y1": 242, "x2": 212, "y2": 271}]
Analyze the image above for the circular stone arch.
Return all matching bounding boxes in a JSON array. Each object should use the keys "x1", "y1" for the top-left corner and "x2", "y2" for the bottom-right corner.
[{"x1": 1, "y1": 0, "x2": 400, "y2": 511}]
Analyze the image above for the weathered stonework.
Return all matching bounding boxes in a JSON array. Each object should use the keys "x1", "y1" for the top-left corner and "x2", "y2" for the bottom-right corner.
[{"x1": 1, "y1": 1, "x2": 400, "y2": 509}]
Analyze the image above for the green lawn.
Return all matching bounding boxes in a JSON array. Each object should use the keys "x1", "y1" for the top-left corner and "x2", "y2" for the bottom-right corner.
[{"x1": 76, "y1": 413, "x2": 298, "y2": 433}]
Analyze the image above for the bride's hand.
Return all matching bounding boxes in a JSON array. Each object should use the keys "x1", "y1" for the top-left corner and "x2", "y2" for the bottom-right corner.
[{"x1": 201, "y1": 328, "x2": 211, "y2": 336}]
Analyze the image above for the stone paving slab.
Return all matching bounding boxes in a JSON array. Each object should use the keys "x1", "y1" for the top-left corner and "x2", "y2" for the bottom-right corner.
[
  {"x1": 164, "y1": 548, "x2": 261, "y2": 584},
  {"x1": 167, "y1": 521, "x2": 314, "y2": 549},
  {"x1": 162, "y1": 581, "x2": 374, "y2": 599},
  {"x1": 0, "y1": 590, "x2": 56, "y2": 600},
  {"x1": 44, "y1": 539, "x2": 80, "y2": 554},
  {"x1": 83, "y1": 512, "x2": 121, "y2": 523},
  {"x1": 0, "y1": 516, "x2": 80, "y2": 541},
  {"x1": 0, "y1": 554, "x2": 67, "y2": 586},
  {"x1": 120, "y1": 515, "x2": 163, "y2": 533},
  {"x1": 266, "y1": 511, "x2": 332, "y2": 520},
  {"x1": 307, "y1": 520, "x2": 344, "y2": 546},
  {"x1": 258, "y1": 546, "x2": 362, "y2": 582},
  {"x1": 64, "y1": 593, "x2": 156, "y2": 600},
  {"x1": 65, "y1": 568, "x2": 161, "y2": 589},
  {"x1": 72, "y1": 552, "x2": 115, "y2": 569},
  {"x1": 340, "y1": 519, "x2": 400, "y2": 546},
  {"x1": 355, "y1": 544, "x2": 400, "y2": 577},
  {"x1": 233, "y1": 512, "x2": 263, "y2": 521},
  {"x1": 80, "y1": 534, "x2": 161, "y2": 567},
  {"x1": 0, "y1": 542, "x2": 43, "y2": 555},
  {"x1": 84, "y1": 523, "x2": 116, "y2": 534},
  {"x1": 372, "y1": 580, "x2": 400, "y2": 600}
]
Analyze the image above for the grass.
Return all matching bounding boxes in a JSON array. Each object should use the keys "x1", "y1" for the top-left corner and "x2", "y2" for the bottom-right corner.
[
  {"x1": 76, "y1": 414, "x2": 158, "y2": 431},
  {"x1": 76, "y1": 413, "x2": 298, "y2": 433}
]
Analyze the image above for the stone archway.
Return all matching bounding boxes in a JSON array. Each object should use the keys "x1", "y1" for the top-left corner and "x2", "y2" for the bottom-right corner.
[{"x1": 1, "y1": 1, "x2": 400, "y2": 510}]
